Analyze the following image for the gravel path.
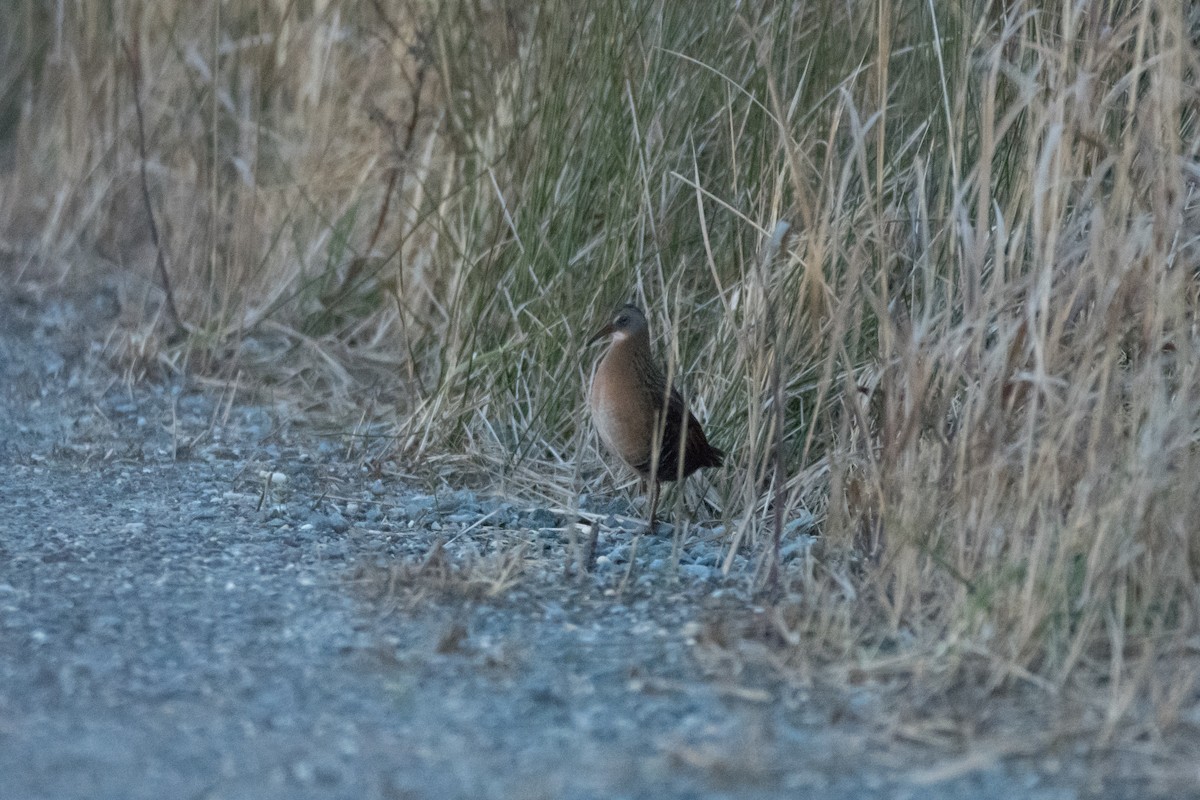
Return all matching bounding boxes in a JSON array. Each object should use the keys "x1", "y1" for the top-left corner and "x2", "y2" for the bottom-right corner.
[{"x1": 0, "y1": 285, "x2": 1184, "y2": 799}]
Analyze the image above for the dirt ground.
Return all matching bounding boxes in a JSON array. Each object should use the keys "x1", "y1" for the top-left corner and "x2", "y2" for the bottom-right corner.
[{"x1": 0, "y1": 279, "x2": 1195, "y2": 800}]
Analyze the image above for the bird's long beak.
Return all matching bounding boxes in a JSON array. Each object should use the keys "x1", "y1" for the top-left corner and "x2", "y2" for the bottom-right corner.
[{"x1": 587, "y1": 322, "x2": 615, "y2": 346}]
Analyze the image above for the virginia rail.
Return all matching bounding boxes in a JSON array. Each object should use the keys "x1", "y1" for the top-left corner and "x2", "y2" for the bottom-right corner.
[{"x1": 587, "y1": 304, "x2": 723, "y2": 532}]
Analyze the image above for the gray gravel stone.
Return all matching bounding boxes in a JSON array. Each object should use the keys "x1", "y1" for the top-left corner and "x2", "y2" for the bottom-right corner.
[
  {"x1": 679, "y1": 564, "x2": 714, "y2": 581},
  {"x1": 523, "y1": 508, "x2": 558, "y2": 529}
]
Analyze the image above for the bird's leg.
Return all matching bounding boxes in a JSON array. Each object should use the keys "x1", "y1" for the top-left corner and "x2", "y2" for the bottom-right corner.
[{"x1": 647, "y1": 480, "x2": 660, "y2": 535}]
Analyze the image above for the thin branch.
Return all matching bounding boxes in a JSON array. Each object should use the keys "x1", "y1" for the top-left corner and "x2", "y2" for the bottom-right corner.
[{"x1": 122, "y1": 37, "x2": 184, "y2": 337}]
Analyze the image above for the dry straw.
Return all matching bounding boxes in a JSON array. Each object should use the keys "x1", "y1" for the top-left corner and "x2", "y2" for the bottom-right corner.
[{"x1": 3, "y1": 0, "x2": 1198, "y2": 744}]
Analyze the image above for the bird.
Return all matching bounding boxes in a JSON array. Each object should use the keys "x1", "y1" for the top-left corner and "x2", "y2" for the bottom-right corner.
[{"x1": 587, "y1": 303, "x2": 724, "y2": 532}]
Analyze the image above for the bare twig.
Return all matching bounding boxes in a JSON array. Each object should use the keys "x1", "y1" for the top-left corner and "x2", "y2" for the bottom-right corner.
[
  {"x1": 122, "y1": 37, "x2": 184, "y2": 338},
  {"x1": 761, "y1": 220, "x2": 792, "y2": 600},
  {"x1": 583, "y1": 518, "x2": 600, "y2": 573},
  {"x1": 366, "y1": 34, "x2": 428, "y2": 252}
]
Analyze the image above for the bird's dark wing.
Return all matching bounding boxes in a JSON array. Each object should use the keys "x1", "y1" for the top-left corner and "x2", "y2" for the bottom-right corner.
[
  {"x1": 630, "y1": 358, "x2": 723, "y2": 481},
  {"x1": 654, "y1": 386, "x2": 722, "y2": 481}
]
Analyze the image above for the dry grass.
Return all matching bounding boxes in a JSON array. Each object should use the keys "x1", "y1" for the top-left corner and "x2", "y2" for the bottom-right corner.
[
  {"x1": 351, "y1": 538, "x2": 528, "y2": 611},
  {"x1": 3, "y1": 0, "x2": 1199, "y2": 751}
]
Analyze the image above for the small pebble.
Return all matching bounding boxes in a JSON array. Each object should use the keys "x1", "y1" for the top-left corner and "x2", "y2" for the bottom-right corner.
[
  {"x1": 781, "y1": 537, "x2": 815, "y2": 561},
  {"x1": 606, "y1": 545, "x2": 629, "y2": 563},
  {"x1": 679, "y1": 564, "x2": 713, "y2": 581},
  {"x1": 785, "y1": 511, "x2": 816, "y2": 535},
  {"x1": 524, "y1": 508, "x2": 558, "y2": 529},
  {"x1": 404, "y1": 496, "x2": 436, "y2": 517},
  {"x1": 321, "y1": 541, "x2": 349, "y2": 559}
]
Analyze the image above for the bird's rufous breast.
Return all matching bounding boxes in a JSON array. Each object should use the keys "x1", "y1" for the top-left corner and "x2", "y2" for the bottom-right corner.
[{"x1": 589, "y1": 338, "x2": 655, "y2": 471}]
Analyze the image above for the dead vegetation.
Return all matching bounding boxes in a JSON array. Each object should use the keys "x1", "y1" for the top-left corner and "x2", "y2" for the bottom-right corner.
[
  {"x1": 2, "y1": 0, "x2": 1199, "y2": 761},
  {"x1": 351, "y1": 538, "x2": 528, "y2": 610}
]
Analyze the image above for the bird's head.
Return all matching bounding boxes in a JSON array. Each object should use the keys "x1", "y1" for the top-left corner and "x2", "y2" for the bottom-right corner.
[{"x1": 588, "y1": 304, "x2": 649, "y2": 345}]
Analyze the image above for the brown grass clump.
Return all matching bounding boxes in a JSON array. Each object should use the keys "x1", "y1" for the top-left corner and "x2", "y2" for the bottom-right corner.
[
  {"x1": 2, "y1": 0, "x2": 1198, "y2": 750},
  {"x1": 351, "y1": 539, "x2": 527, "y2": 611}
]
